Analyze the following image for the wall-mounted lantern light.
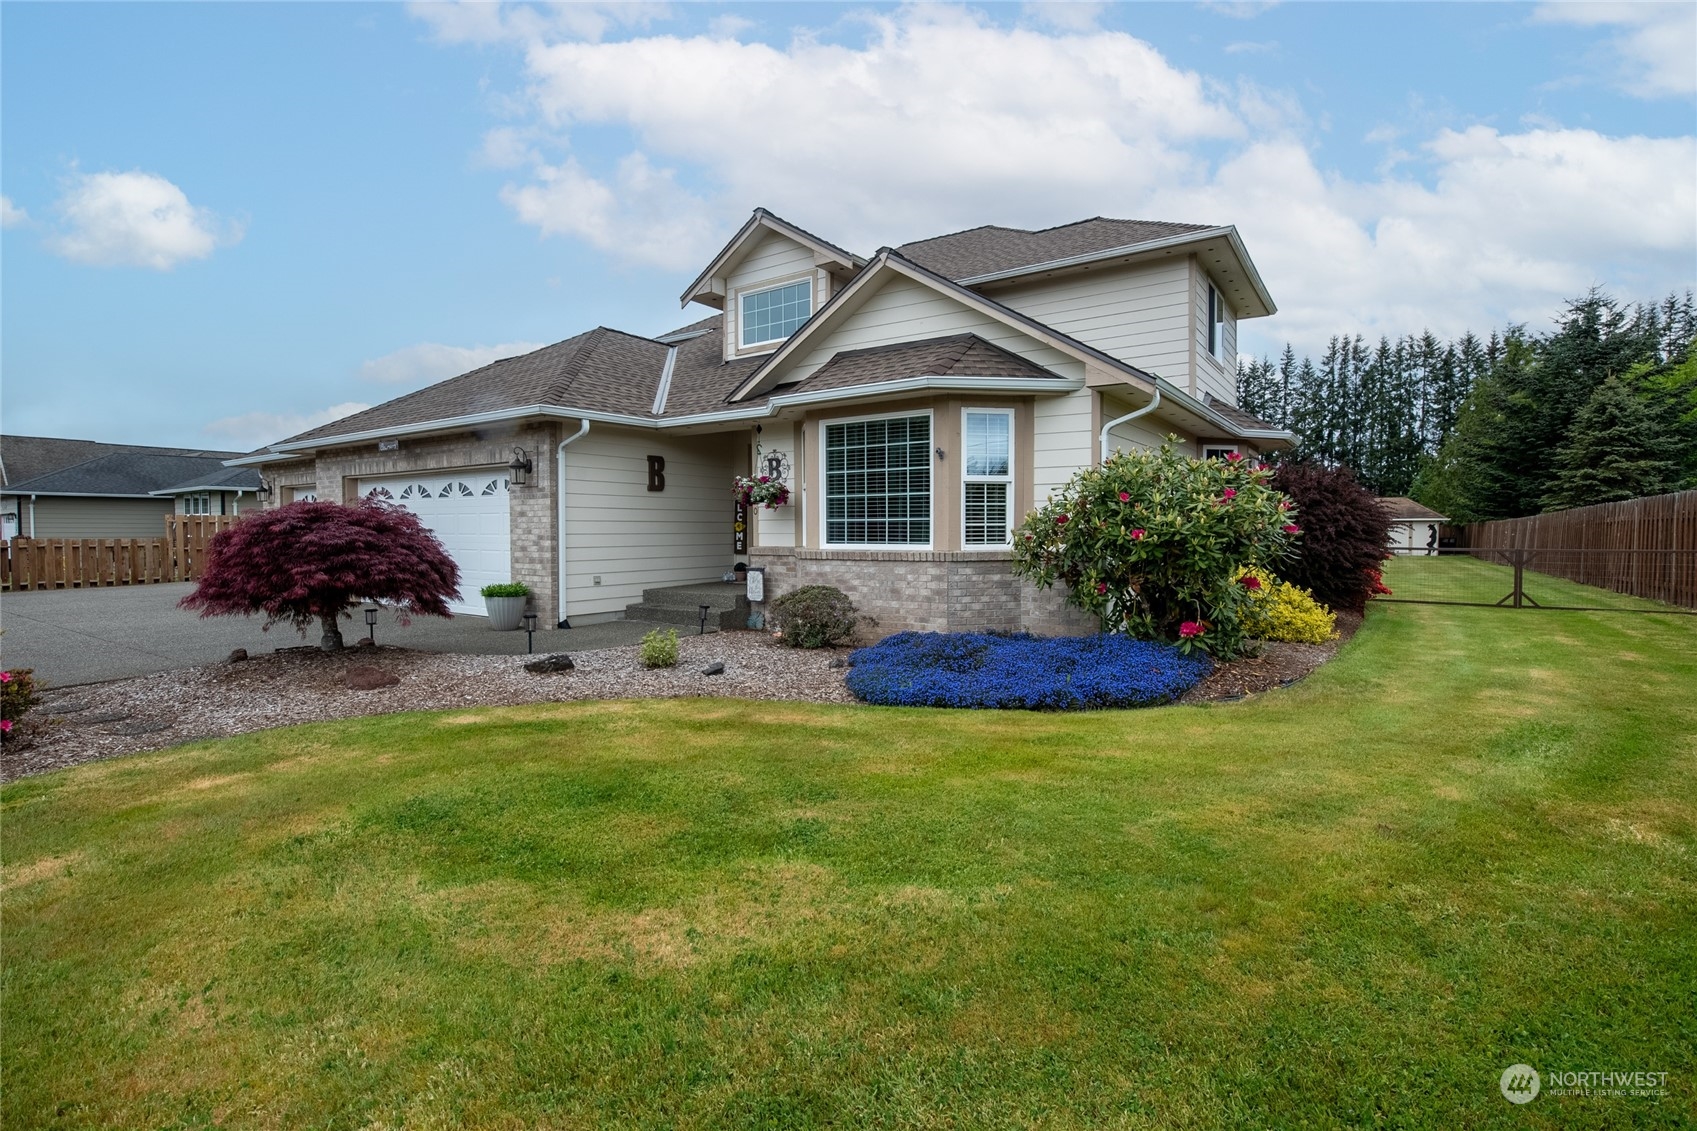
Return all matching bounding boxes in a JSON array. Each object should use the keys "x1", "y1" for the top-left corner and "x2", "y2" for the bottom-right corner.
[
  {"x1": 508, "y1": 446, "x2": 534, "y2": 487},
  {"x1": 256, "y1": 478, "x2": 273, "y2": 503}
]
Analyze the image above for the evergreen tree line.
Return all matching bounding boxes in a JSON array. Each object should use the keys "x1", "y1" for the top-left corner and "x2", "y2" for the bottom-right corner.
[{"x1": 1235, "y1": 290, "x2": 1697, "y2": 521}]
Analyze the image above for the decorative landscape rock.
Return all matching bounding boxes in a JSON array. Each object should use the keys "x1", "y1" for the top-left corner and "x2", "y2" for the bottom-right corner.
[
  {"x1": 344, "y1": 666, "x2": 401, "y2": 691},
  {"x1": 524, "y1": 654, "x2": 575, "y2": 674},
  {"x1": 228, "y1": 648, "x2": 249, "y2": 663},
  {"x1": 701, "y1": 661, "x2": 725, "y2": 676}
]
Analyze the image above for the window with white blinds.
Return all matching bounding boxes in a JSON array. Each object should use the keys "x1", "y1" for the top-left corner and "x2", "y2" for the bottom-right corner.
[
  {"x1": 823, "y1": 413, "x2": 932, "y2": 546},
  {"x1": 962, "y1": 409, "x2": 1013, "y2": 546}
]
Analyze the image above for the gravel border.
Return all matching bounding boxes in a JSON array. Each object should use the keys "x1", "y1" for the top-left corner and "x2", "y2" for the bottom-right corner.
[{"x1": 4, "y1": 621, "x2": 1358, "y2": 781}]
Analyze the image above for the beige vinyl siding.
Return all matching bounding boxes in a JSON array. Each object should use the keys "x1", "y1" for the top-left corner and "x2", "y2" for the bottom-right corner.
[
  {"x1": 1193, "y1": 266, "x2": 1239, "y2": 407},
  {"x1": 989, "y1": 259, "x2": 1192, "y2": 387},
  {"x1": 1032, "y1": 389, "x2": 1093, "y2": 503},
  {"x1": 562, "y1": 428, "x2": 740, "y2": 618},
  {"x1": 725, "y1": 232, "x2": 825, "y2": 360},
  {"x1": 753, "y1": 423, "x2": 798, "y2": 548},
  {"x1": 23, "y1": 497, "x2": 174, "y2": 539},
  {"x1": 786, "y1": 275, "x2": 1083, "y2": 385},
  {"x1": 1100, "y1": 389, "x2": 1186, "y2": 457}
]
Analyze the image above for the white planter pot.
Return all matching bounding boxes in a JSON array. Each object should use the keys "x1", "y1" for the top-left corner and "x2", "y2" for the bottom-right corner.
[{"x1": 484, "y1": 595, "x2": 527, "y2": 631}]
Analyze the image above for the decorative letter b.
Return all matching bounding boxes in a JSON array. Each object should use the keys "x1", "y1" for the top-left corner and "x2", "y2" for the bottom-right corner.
[{"x1": 647, "y1": 455, "x2": 666, "y2": 492}]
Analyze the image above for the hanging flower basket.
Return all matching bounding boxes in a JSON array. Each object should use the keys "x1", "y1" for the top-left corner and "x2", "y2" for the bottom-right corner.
[{"x1": 734, "y1": 474, "x2": 791, "y2": 510}]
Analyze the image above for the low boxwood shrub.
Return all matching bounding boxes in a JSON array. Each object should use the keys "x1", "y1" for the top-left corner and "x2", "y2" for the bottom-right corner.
[
  {"x1": 845, "y1": 632, "x2": 1210, "y2": 710},
  {"x1": 639, "y1": 627, "x2": 679, "y2": 669},
  {"x1": 769, "y1": 585, "x2": 858, "y2": 649},
  {"x1": 479, "y1": 582, "x2": 531, "y2": 599},
  {"x1": 1237, "y1": 568, "x2": 1337, "y2": 644}
]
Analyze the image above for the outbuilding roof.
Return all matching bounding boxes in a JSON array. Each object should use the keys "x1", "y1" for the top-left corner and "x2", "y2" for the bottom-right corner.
[{"x1": 1378, "y1": 497, "x2": 1449, "y2": 522}]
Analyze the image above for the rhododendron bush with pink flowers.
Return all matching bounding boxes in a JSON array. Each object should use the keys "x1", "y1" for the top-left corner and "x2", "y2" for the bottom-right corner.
[{"x1": 1012, "y1": 440, "x2": 1296, "y2": 658}]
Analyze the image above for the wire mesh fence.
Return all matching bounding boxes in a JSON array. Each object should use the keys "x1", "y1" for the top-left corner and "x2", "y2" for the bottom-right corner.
[{"x1": 1380, "y1": 549, "x2": 1697, "y2": 613}]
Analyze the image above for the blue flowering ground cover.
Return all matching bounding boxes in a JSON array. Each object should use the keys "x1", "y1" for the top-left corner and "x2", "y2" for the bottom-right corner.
[{"x1": 844, "y1": 631, "x2": 1212, "y2": 710}]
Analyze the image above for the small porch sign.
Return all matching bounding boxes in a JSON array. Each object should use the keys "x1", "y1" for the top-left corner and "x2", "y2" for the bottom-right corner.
[{"x1": 733, "y1": 495, "x2": 749, "y2": 554}]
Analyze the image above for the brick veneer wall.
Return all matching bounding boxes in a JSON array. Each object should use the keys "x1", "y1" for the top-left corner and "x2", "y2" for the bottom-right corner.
[{"x1": 749, "y1": 547, "x2": 1096, "y2": 638}]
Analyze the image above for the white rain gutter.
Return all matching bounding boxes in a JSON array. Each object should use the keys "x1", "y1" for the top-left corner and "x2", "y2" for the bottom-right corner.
[
  {"x1": 555, "y1": 419, "x2": 591, "y2": 628},
  {"x1": 1099, "y1": 387, "x2": 1162, "y2": 463}
]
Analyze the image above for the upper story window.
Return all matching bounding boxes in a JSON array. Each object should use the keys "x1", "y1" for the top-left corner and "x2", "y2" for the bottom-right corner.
[
  {"x1": 741, "y1": 279, "x2": 812, "y2": 348},
  {"x1": 963, "y1": 409, "x2": 1013, "y2": 547},
  {"x1": 1207, "y1": 281, "x2": 1227, "y2": 360},
  {"x1": 823, "y1": 412, "x2": 931, "y2": 547}
]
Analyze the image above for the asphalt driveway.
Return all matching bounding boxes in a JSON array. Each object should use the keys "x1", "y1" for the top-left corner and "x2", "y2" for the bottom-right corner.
[{"x1": 1, "y1": 583, "x2": 654, "y2": 687}]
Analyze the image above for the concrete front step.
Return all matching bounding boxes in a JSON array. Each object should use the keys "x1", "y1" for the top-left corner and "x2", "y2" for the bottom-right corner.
[{"x1": 624, "y1": 581, "x2": 751, "y2": 632}]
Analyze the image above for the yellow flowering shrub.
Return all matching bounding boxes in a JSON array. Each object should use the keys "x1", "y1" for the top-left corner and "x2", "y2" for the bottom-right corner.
[{"x1": 1236, "y1": 568, "x2": 1337, "y2": 644}]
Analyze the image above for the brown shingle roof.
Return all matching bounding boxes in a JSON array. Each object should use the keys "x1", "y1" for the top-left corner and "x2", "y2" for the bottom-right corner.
[
  {"x1": 279, "y1": 328, "x2": 669, "y2": 445},
  {"x1": 795, "y1": 334, "x2": 1061, "y2": 394},
  {"x1": 1202, "y1": 394, "x2": 1280, "y2": 433},
  {"x1": 1378, "y1": 497, "x2": 1448, "y2": 522},
  {"x1": 896, "y1": 218, "x2": 1216, "y2": 281}
]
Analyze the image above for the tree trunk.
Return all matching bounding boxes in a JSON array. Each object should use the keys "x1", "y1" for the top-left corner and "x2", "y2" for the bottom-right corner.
[{"x1": 319, "y1": 613, "x2": 345, "y2": 652}]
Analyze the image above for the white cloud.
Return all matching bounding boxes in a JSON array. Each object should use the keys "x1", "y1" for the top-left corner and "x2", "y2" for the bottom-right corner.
[
  {"x1": 497, "y1": 5, "x2": 1240, "y2": 268},
  {"x1": 0, "y1": 195, "x2": 27, "y2": 228},
  {"x1": 203, "y1": 402, "x2": 372, "y2": 449},
  {"x1": 360, "y1": 340, "x2": 546, "y2": 386},
  {"x1": 1200, "y1": 2, "x2": 1281, "y2": 19},
  {"x1": 426, "y1": 3, "x2": 1695, "y2": 355},
  {"x1": 1021, "y1": 3, "x2": 1107, "y2": 32},
  {"x1": 1224, "y1": 40, "x2": 1277, "y2": 55},
  {"x1": 47, "y1": 170, "x2": 240, "y2": 270},
  {"x1": 1535, "y1": 2, "x2": 1696, "y2": 98},
  {"x1": 409, "y1": 1, "x2": 671, "y2": 45}
]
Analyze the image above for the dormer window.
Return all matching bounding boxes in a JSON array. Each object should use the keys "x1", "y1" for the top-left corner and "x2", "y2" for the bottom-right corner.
[{"x1": 740, "y1": 279, "x2": 812, "y2": 348}]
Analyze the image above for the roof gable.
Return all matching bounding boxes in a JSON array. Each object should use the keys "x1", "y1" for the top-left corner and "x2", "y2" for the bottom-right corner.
[{"x1": 681, "y1": 208, "x2": 864, "y2": 310}]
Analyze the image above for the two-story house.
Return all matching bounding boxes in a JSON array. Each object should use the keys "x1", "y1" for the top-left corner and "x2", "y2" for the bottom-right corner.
[{"x1": 232, "y1": 209, "x2": 1292, "y2": 633}]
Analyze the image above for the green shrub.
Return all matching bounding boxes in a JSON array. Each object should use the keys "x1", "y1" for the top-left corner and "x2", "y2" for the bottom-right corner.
[
  {"x1": 769, "y1": 585, "x2": 858, "y2": 648},
  {"x1": 1237, "y1": 568, "x2": 1337, "y2": 644},
  {"x1": 2, "y1": 668, "x2": 41, "y2": 741},
  {"x1": 1012, "y1": 440, "x2": 1297, "y2": 659},
  {"x1": 479, "y1": 582, "x2": 532, "y2": 599},
  {"x1": 639, "y1": 627, "x2": 679, "y2": 669}
]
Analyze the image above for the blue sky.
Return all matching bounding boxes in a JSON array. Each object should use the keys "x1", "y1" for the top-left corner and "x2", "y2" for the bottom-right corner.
[{"x1": 3, "y1": 1, "x2": 1693, "y2": 450}]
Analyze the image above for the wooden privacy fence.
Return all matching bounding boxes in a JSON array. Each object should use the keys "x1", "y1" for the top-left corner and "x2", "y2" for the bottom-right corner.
[
  {"x1": 1463, "y1": 490, "x2": 1697, "y2": 608},
  {"x1": 1, "y1": 515, "x2": 236, "y2": 592}
]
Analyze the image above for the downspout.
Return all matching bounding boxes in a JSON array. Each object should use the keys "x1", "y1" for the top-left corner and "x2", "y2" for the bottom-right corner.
[
  {"x1": 28, "y1": 494, "x2": 36, "y2": 537},
  {"x1": 1099, "y1": 387, "x2": 1162, "y2": 463},
  {"x1": 555, "y1": 419, "x2": 591, "y2": 628}
]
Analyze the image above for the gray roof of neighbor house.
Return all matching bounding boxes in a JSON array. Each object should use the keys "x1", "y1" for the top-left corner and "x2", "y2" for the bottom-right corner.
[
  {"x1": 896, "y1": 218, "x2": 1216, "y2": 281},
  {"x1": 3, "y1": 449, "x2": 250, "y2": 498},
  {"x1": 1, "y1": 435, "x2": 241, "y2": 489},
  {"x1": 1378, "y1": 497, "x2": 1448, "y2": 522},
  {"x1": 150, "y1": 465, "x2": 265, "y2": 495},
  {"x1": 793, "y1": 334, "x2": 1061, "y2": 394}
]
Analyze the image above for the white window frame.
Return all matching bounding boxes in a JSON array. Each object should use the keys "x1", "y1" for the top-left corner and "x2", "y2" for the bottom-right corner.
[
  {"x1": 1202, "y1": 445, "x2": 1240, "y2": 462},
  {"x1": 961, "y1": 407, "x2": 1015, "y2": 549},
  {"x1": 737, "y1": 274, "x2": 815, "y2": 351},
  {"x1": 1206, "y1": 281, "x2": 1226, "y2": 360},
  {"x1": 184, "y1": 492, "x2": 211, "y2": 515},
  {"x1": 819, "y1": 408, "x2": 935, "y2": 550}
]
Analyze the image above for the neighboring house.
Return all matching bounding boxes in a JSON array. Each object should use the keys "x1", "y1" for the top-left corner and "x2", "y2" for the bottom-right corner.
[
  {"x1": 0, "y1": 435, "x2": 259, "y2": 540},
  {"x1": 1379, "y1": 497, "x2": 1449, "y2": 554},
  {"x1": 233, "y1": 209, "x2": 1294, "y2": 627}
]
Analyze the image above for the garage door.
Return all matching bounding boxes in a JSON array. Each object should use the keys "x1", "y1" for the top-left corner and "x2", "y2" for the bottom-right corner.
[{"x1": 359, "y1": 471, "x2": 510, "y2": 616}]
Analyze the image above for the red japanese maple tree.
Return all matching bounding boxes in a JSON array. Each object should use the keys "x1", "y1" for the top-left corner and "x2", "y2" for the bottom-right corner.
[{"x1": 181, "y1": 498, "x2": 461, "y2": 651}]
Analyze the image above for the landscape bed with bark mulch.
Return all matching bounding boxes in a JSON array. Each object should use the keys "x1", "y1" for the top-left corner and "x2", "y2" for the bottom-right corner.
[{"x1": 3, "y1": 618, "x2": 1359, "y2": 781}]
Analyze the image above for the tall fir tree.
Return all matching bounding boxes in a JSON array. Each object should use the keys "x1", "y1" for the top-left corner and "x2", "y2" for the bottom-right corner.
[{"x1": 1542, "y1": 373, "x2": 1685, "y2": 510}]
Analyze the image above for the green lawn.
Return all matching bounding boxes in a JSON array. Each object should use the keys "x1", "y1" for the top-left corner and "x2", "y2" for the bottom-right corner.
[{"x1": 4, "y1": 600, "x2": 1694, "y2": 1129}]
